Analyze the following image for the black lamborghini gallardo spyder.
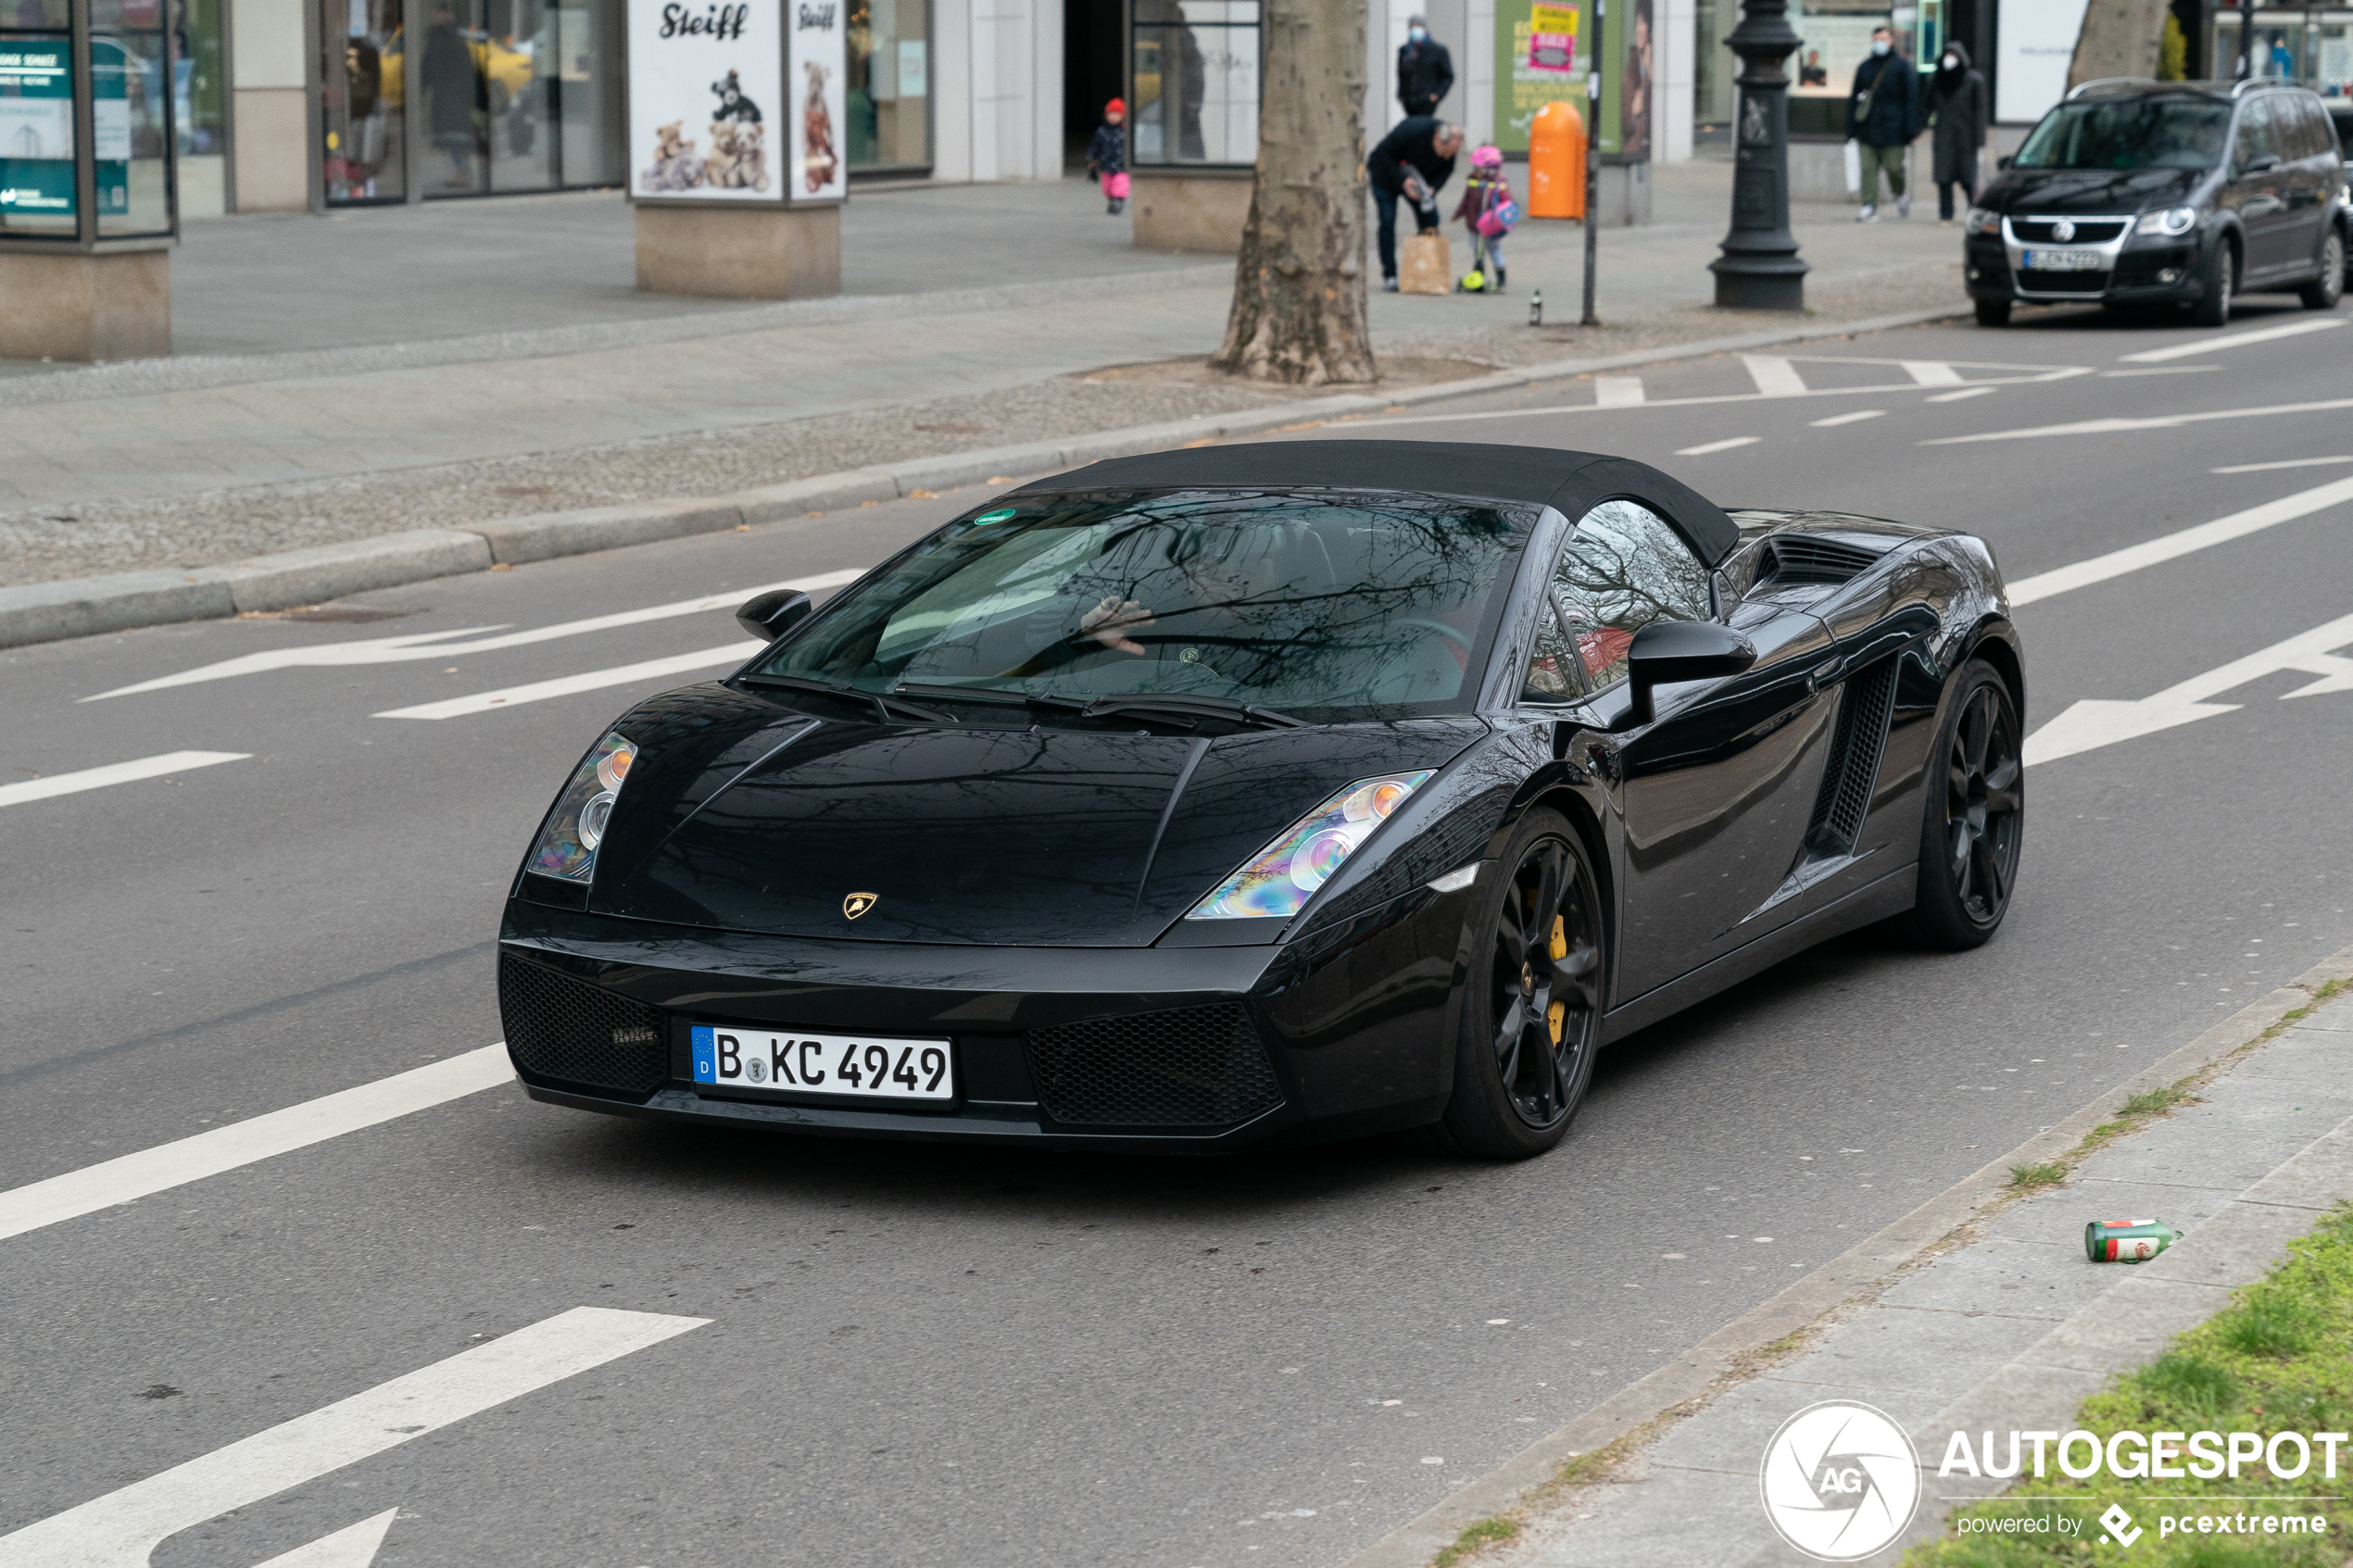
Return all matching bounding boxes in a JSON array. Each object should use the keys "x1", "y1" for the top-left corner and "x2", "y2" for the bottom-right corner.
[{"x1": 498, "y1": 442, "x2": 2023, "y2": 1159}]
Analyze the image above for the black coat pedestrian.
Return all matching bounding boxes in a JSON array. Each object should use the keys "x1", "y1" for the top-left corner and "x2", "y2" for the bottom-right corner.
[
  {"x1": 1928, "y1": 42, "x2": 1987, "y2": 187},
  {"x1": 1366, "y1": 115, "x2": 1457, "y2": 200},
  {"x1": 421, "y1": 20, "x2": 478, "y2": 137},
  {"x1": 1397, "y1": 38, "x2": 1454, "y2": 118},
  {"x1": 1848, "y1": 50, "x2": 1921, "y2": 147},
  {"x1": 1087, "y1": 122, "x2": 1126, "y2": 177}
]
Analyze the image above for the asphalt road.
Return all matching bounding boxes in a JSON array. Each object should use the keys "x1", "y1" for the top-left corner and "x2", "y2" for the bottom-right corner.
[{"x1": 4, "y1": 295, "x2": 2351, "y2": 1568}]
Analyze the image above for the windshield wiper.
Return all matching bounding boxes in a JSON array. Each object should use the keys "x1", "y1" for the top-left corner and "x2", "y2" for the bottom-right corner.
[
  {"x1": 1067, "y1": 694, "x2": 1308, "y2": 731},
  {"x1": 742, "y1": 672, "x2": 954, "y2": 724},
  {"x1": 890, "y1": 682, "x2": 1034, "y2": 709}
]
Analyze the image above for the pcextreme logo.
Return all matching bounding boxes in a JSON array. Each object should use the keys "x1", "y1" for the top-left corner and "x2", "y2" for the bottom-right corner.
[{"x1": 1759, "y1": 1400, "x2": 1922, "y2": 1561}]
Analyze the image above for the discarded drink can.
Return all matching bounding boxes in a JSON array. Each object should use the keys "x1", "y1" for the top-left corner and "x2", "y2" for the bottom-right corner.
[
  {"x1": 2085, "y1": 1219, "x2": 2181, "y2": 1263},
  {"x1": 1529, "y1": 290, "x2": 1543, "y2": 328}
]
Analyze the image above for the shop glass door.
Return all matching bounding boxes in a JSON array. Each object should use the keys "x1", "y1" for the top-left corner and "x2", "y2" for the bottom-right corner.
[
  {"x1": 323, "y1": 0, "x2": 404, "y2": 201},
  {"x1": 849, "y1": 0, "x2": 930, "y2": 173}
]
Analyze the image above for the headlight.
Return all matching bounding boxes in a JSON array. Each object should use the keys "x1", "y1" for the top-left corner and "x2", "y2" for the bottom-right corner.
[
  {"x1": 1187, "y1": 771, "x2": 1434, "y2": 921},
  {"x1": 2134, "y1": 206, "x2": 2196, "y2": 236},
  {"x1": 526, "y1": 731, "x2": 638, "y2": 884},
  {"x1": 1964, "y1": 207, "x2": 2001, "y2": 236}
]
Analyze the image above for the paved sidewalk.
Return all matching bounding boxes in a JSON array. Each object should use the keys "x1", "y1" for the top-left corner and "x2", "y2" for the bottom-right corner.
[
  {"x1": 0, "y1": 160, "x2": 1965, "y2": 586},
  {"x1": 1501, "y1": 987, "x2": 2353, "y2": 1568}
]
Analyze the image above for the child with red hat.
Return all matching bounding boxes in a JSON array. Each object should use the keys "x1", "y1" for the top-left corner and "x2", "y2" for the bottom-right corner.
[{"x1": 1087, "y1": 98, "x2": 1129, "y2": 216}]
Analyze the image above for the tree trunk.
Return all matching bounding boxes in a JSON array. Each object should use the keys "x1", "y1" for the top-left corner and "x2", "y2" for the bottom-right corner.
[{"x1": 1209, "y1": 0, "x2": 1378, "y2": 385}]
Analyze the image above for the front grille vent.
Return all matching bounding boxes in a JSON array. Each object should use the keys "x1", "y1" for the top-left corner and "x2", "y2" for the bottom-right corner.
[
  {"x1": 1755, "y1": 535, "x2": 1881, "y2": 589},
  {"x1": 2010, "y1": 218, "x2": 2126, "y2": 244},
  {"x1": 499, "y1": 954, "x2": 670, "y2": 1098},
  {"x1": 1026, "y1": 1003, "x2": 1284, "y2": 1128},
  {"x1": 1806, "y1": 658, "x2": 1899, "y2": 857}
]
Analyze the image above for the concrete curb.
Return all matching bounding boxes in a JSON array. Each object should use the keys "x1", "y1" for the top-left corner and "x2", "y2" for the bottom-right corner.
[
  {"x1": 0, "y1": 303, "x2": 1967, "y2": 653},
  {"x1": 1336, "y1": 942, "x2": 2353, "y2": 1568}
]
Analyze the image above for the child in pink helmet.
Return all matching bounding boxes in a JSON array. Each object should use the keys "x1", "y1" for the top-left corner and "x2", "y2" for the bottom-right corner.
[{"x1": 1451, "y1": 143, "x2": 1519, "y2": 291}]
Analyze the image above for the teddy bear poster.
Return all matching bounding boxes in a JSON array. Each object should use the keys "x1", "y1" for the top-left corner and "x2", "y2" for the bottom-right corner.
[{"x1": 625, "y1": 0, "x2": 790, "y2": 201}]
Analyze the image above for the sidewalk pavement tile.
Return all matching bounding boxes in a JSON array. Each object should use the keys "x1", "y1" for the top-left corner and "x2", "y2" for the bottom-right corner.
[
  {"x1": 2134, "y1": 1198, "x2": 2326, "y2": 1290},
  {"x1": 1980, "y1": 1177, "x2": 2245, "y2": 1246},
  {"x1": 1761, "y1": 1308, "x2": 2063, "y2": 1403},
  {"x1": 1875, "y1": 1236, "x2": 2091, "y2": 1318},
  {"x1": 2236, "y1": 1126, "x2": 2353, "y2": 1211},
  {"x1": 2018, "y1": 1276, "x2": 2234, "y2": 1376},
  {"x1": 1529, "y1": 1470, "x2": 1764, "y2": 1568}
]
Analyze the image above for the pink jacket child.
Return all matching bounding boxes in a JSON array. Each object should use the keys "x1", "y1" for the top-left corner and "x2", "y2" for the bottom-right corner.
[{"x1": 1450, "y1": 144, "x2": 1520, "y2": 291}]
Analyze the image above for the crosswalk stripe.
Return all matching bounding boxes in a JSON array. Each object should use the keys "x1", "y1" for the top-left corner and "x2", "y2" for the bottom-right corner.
[
  {"x1": 1902, "y1": 360, "x2": 1965, "y2": 386},
  {"x1": 2118, "y1": 317, "x2": 2344, "y2": 364},
  {"x1": 1742, "y1": 356, "x2": 1809, "y2": 397},
  {"x1": 371, "y1": 642, "x2": 764, "y2": 721},
  {"x1": 0, "y1": 1308, "x2": 706, "y2": 1567},
  {"x1": 0, "y1": 750, "x2": 250, "y2": 809},
  {"x1": 1593, "y1": 376, "x2": 1646, "y2": 408}
]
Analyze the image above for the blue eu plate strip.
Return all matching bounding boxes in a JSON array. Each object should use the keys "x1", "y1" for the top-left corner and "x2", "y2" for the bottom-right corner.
[{"x1": 690, "y1": 1024, "x2": 716, "y2": 1084}]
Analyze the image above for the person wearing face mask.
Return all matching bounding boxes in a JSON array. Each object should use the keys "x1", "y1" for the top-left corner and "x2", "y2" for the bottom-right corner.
[
  {"x1": 1927, "y1": 41, "x2": 1987, "y2": 225},
  {"x1": 1848, "y1": 25, "x2": 1923, "y2": 221},
  {"x1": 1397, "y1": 15, "x2": 1455, "y2": 119}
]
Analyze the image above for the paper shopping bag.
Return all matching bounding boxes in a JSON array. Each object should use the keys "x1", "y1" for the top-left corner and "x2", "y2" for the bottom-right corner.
[{"x1": 1401, "y1": 231, "x2": 1452, "y2": 295}]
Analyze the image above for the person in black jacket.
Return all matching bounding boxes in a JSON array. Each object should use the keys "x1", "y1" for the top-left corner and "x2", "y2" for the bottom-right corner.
[
  {"x1": 1366, "y1": 116, "x2": 1463, "y2": 290},
  {"x1": 1849, "y1": 25, "x2": 1922, "y2": 221},
  {"x1": 1927, "y1": 41, "x2": 1987, "y2": 223},
  {"x1": 1397, "y1": 16, "x2": 1453, "y2": 119}
]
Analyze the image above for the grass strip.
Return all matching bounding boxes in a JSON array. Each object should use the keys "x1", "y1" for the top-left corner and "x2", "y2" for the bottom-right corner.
[{"x1": 1902, "y1": 1202, "x2": 2353, "y2": 1565}]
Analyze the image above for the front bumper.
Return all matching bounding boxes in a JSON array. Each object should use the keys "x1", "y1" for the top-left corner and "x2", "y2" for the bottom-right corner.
[
  {"x1": 1966, "y1": 227, "x2": 2205, "y2": 306},
  {"x1": 497, "y1": 893, "x2": 1468, "y2": 1150}
]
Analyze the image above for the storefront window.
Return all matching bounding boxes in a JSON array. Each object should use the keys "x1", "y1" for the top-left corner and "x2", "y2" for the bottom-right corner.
[
  {"x1": 172, "y1": 0, "x2": 221, "y2": 154},
  {"x1": 553, "y1": 0, "x2": 621, "y2": 184},
  {"x1": 2321, "y1": 20, "x2": 2351, "y2": 98},
  {"x1": 0, "y1": 6, "x2": 77, "y2": 236},
  {"x1": 94, "y1": 0, "x2": 172, "y2": 235},
  {"x1": 1131, "y1": 0, "x2": 1258, "y2": 167},
  {"x1": 849, "y1": 0, "x2": 928, "y2": 172},
  {"x1": 1782, "y1": 1, "x2": 1940, "y2": 137},
  {"x1": 324, "y1": 0, "x2": 405, "y2": 200}
]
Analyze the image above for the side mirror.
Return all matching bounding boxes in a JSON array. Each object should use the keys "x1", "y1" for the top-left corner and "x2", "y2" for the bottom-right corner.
[
  {"x1": 736, "y1": 589, "x2": 813, "y2": 643},
  {"x1": 1995, "y1": 155, "x2": 2012, "y2": 170},
  {"x1": 2245, "y1": 151, "x2": 2283, "y2": 175},
  {"x1": 1612, "y1": 620, "x2": 1757, "y2": 732}
]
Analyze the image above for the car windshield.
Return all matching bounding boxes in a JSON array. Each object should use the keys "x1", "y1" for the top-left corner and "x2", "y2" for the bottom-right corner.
[
  {"x1": 751, "y1": 489, "x2": 1535, "y2": 721},
  {"x1": 2014, "y1": 99, "x2": 2231, "y2": 169}
]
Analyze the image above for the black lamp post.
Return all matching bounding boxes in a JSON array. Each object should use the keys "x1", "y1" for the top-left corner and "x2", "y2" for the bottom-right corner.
[{"x1": 1709, "y1": 0, "x2": 1809, "y2": 310}]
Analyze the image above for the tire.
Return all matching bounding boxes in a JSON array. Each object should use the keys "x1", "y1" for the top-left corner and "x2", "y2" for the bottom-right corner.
[
  {"x1": 2189, "y1": 238, "x2": 2233, "y2": 328},
  {"x1": 1427, "y1": 809, "x2": 1605, "y2": 1160},
  {"x1": 1895, "y1": 659, "x2": 2023, "y2": 951},
  {"x1": 2298, "y1": 230, "x2": 2345, "y2": 310},
  {"x1": 1974, "y1": 298, "x2": 2011, "y2": 327}
]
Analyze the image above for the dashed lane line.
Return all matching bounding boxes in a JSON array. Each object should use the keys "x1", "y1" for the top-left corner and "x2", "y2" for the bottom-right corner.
[
  {"x1": 1809, "y1": 409, "x2": 1884, "y2": 428},
  {"x1": 1354, "y1": 365, "x2": 2093, "y2": 428},
  {"x1": 1676, "y1": 437, "x2": 1760, "y2": 456},
  {"x1": 0, "y1": 1307, "x2": 707, "y2": 1568},
  {"x1": 2007, "y1": 473, "x2": 2353, "y2": 606},
  {"x1": 0, "y1": 1046, "x2": 512, "y2": 1246},
  {"x1": 371, "y1": 641, "x2": 765, "y2": 721},
  {"x1": 86, "y1": 568, "x2": 864, "y2": 702},
  {"x1": 0, "y1": 750, "x2": 249, "y2": 809},
  {"x1": 1926, "y1": 386, "x2": 1996, "y2": 403},
  {"x1": 2116, "y1": 316, "x2": 2346, "y2": 364},
  {"x1": 2212, "y1": 456, "x2": 2353, "y2": 474}
]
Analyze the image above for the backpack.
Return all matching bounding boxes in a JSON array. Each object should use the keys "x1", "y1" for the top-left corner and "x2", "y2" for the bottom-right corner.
[{"x1": 1476, "y1": 181, "x2": 1519, "y2": 237}]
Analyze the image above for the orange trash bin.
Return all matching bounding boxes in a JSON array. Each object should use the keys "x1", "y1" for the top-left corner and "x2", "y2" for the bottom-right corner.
[{"x1": 1528, "y1": 99, "x2": 1586, "y2": 220}]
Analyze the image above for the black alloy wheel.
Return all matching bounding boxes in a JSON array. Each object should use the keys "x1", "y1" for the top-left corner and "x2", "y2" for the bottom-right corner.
[
  {"x1": 2299, "y1": 231, "x2": 2345, "y2": 309},
  {"x1": 1900, "y1": 659, "x2": 2022, "y2": 949},
  {"x1": 1429, "y1": 809, "x2": 1604, "y2": 1159},
  {"x1": 2190, "y1": 240, "x2": 2234, "y2": 328}
]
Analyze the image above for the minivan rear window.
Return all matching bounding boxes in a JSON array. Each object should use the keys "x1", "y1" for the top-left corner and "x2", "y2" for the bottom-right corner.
[{"x1": 2015, "y1": 99, "x2": 2231, "y2": 170}]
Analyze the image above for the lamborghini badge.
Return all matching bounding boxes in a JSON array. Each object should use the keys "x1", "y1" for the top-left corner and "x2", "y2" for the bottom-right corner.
[{"x1": 842, "y1": 892, "x2": 879, "y2": 920}]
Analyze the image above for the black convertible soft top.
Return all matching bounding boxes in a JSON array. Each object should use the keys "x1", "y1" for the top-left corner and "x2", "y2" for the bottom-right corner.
[{"x1": 1017, "y1": 440, "x2": 1742, "y2": 567}]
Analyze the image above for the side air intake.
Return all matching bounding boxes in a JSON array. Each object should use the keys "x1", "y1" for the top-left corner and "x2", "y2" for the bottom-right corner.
[
  {"x1": 1755, "y1": 535, "x2": 1881, "y2": 588},
  {"x1": 1805, "y1": 659, "x2": 1898, "y2": 858}
]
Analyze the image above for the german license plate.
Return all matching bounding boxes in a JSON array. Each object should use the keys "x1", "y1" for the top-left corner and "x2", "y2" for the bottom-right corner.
[
  {"x1": 2022, "y1": 247, "x2": 2104, "y2": 271},
  {"x1": 691, "y1": 1024, "x2": 954, "y2": 1101}
]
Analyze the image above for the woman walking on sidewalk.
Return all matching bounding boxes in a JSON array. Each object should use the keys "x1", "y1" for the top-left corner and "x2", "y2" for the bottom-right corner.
[{"x1": 1928, "y1": 43, "x2": 1987, "y2": 225}]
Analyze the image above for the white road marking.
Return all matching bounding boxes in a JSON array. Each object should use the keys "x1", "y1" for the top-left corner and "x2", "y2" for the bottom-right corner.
[
  {"x1": 2102, "y1": 365, "x2": 2220, "y2": 376},
  {"x1": 2117, "y1": 316, "x2": 2345, "y2": 363},
  {"x1": 1926, "y1": 385, "x2": 1997, "y2": 403},
  {"x1": 1901, "y1": 360, "x2": 1965, "y2": 386},
  {"x1": 1352, "y1": 362, "x2": 2090, "y2": 428},
  {"x1": 1675, "y1": 436, "x2": 1761, "y2": 456},
  {"x1": 372, "y1": 641, "x2": 764, "y2": 721},
  {"x1": 254, "y1": 1508, "x2": 397, "y2": 1568},
  {"x1": 0, "y1": 1047, "x2": 512, "y2": 1246},
  {"x1": 2025, "y1": 609, "x2": 2353, "y2": 766},
  {"x1": 1809, "y1": 409, "x2": 1885, "y2": 427},
  {"x1": 2212, "y1": 455, "x2": 2353, "y2": 474},
  {"x1": 0, "y1": 1308, "x2": 707, "y2": 1568},
  {"x1": 1593, "y1": 375, "x2": 1646, "y2": 408},
  {"x1": 1921, "y1": 395, "x2": 2353, "y2": 445},
  {"x1": 2007, "y1": 474, "x2": 2353, "y2": 606},
  {"x1": 0, "y1": 750, "x2": 250, "y2": 809},
  {"x1": 1742, "y1": 355, "x2": 1809, "y2": 397},
  {"x1": 86, "y1": 568, "x2": 864, "y2": 702}
]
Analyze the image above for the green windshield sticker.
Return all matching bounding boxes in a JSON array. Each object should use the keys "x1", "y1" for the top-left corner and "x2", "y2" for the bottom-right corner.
[{"x1": 973, "y1": 508, "x2": 1017, "y2": 525}]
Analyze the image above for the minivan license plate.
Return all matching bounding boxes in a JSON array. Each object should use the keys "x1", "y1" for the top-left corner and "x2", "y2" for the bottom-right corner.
[
  {"x1": 2023, "y1": 247, "x2": 2103, "y2": 271},
  {"x1": 691, "y1": 1024, "x2": 954, "y2": 1101}
]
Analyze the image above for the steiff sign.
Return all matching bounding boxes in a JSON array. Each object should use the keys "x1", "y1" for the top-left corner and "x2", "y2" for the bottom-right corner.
[{"x1": 627, "y1": 0, "x2": 843, "y2": 206}]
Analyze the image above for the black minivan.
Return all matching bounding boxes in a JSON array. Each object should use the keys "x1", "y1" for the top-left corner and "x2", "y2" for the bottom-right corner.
[{"x1": 1965, "y1": 79, "x2": 2349, "y2": 327}]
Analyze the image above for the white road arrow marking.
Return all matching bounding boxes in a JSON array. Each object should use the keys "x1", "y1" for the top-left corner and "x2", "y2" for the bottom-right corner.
[
  {"x1": 2007, "y1": 474, "x2": 2353, "y2": 606},
  {"x1": 0, "y1": 1308, "x2": 706, "y2": 1568},
  {"x1": 251, "y1": 1509, "x2": 397, "y2": 1568},
  {"x1": 371, "y1": 641, "x2": 765, "y2": 720},
  {"x1": 83, "y1": 568, "x2": 863, "y2": 702},
  {"x1": 0, "y1": 751, "x2": 249, "y2": 809},
  {"x1": 2023, "y1": 609, "x2": 2353, "y2": 767}
]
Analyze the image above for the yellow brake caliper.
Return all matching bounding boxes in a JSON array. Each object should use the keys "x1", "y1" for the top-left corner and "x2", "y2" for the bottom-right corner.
[{"x1": 1547, "y1": 915, "x2": 1568, "y2": 1044}]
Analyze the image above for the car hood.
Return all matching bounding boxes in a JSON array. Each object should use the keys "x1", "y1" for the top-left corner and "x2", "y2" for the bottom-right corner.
[
  {"x1": 1984, "y1": 165, "x2": 2201, "y2": 215},
  {"x1": 585, "y1": 684, "x2": 1482, "y2": 946}
]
